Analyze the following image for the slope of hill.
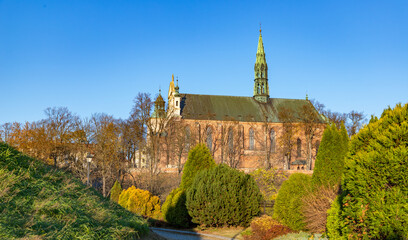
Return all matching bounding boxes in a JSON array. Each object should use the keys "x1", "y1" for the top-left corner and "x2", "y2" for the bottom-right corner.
[{"x1": 0, "y1": 143, "x2": 149, "y2": 239}]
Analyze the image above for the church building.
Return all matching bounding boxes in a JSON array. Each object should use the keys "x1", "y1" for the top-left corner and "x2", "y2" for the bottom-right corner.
[{"x1": 151, "y1": 29, "x2": 326, "y2": 172}]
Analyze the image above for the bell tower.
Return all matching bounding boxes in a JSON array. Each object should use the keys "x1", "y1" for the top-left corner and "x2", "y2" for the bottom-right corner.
[{"x1": 253, "y1": 28, "x2": 269, "y2": 103}]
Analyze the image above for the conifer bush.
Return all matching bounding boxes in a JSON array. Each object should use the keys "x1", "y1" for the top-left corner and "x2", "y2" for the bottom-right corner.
[
  {"x1": 180, "y1": 143, "x2": 216, "y2": 189},
  {"x1": 118, "y1": 186, "x2": 161, "y2": 219},
  {"x1": 273, "y1": 173, "x2": 312, "y2": 231},
  {"x1": 162, "y1": 143, "x2": 216, "y2": 227},
  {"x1": 312, "y1": 123, "x2": 349, "y2": 189},
  {"x1": 327, "y1": 103, "x2": 408, "y2": 239},
  {"x1": 110, "y1": 180, "x2": 122, "y2": 203},
  {"x1": 161, "y1": 187, "x2": 191, "y2": 227},
  {"x1": 186, "y1": 164, "x2": 262, "y2": 227}
]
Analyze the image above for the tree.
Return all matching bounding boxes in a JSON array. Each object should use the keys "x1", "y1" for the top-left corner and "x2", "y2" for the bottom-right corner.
[
  {"x1": 312, "y1": 123, "x2": 349, "y2": 189},
  {"x1": 346, "y1": 110, "x2": 365, "y2": 136},
  {"x1": 91, "y1": 113, "x2": 122, "y2": 197},
  {"x1": 300, "y1": 102, "x2": 323, "y2": 170},
  {"x1": 180, "y1": 143, "x2": 216, "y2": 190},
  {"x1": 327, "y1": 103, "x2": 408, "y2": 239},
  {"x1": 110, "y1": 180, "x2": 122, "y2": 203},
  {"x1": 278, "y1": 107, "x2": 299, "y2": 170},
  {"x1": 0, "y1": 122, "x2": 11, "y2": 143},
  {"x1": 273, "y1": 173, "x2": 312, "y2": 231},
  {"x1": 186, "y1": 164, "x2": 262, "y2": 227},
  {"x1": 118, "y1": 186, "x2": 161, "y2": 219}
]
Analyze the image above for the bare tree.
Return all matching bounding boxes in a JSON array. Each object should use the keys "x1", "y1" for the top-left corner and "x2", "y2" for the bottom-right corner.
[
  {"x1": 0, "y1": 122, "x2": 12, "y2": 143},
  {"x1": 300, "y1": 103, "x2": 323, "y2": 170},
  {"x1": 278, "y1": 107, "x2": 299, "y2": 170},
  {"x1": 347, "y1": 110, "x2": 365, "y2": 136}
]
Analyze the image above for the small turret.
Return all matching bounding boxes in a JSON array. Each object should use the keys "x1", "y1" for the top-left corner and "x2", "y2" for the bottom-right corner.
[{"x1": 152, "y1": 89, "x2": 166, "y2": 118}]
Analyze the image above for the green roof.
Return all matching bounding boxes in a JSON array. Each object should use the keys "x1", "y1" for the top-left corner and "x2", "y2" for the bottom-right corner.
[{"x1": 179, "y1": 94, "x2": 325, "y2": 123}]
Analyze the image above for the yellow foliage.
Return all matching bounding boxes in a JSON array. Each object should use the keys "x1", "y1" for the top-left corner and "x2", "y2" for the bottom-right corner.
[{"x1": 118, "y1": 186, "x2": 161, "y2": 218}]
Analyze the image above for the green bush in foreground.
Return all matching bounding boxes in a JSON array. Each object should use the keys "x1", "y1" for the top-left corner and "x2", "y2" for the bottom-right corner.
[
  {"x1": 273, "y1": 173, "x2": 312, "y2": 231},
  {"x1": 110, "y1": 180, "x2": 122, "y2": 203},
  {"x1": 187, "y1": 164, "x2": 262, "y2": 227},
  {"x1": 161, "y1": 187, "x2": 191, "y2": 227},
  {"x1": 328, "y1": 103, "x2": 408, "y2": 239},
  {"x1": 0, "y1": 143, "x2": 148, "y2": 239}
]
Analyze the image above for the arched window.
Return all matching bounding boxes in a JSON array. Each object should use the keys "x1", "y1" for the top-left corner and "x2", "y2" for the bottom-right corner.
[
  {"x1": 297, "y1": 138, "x2": 302, "y2": 157},
  {"x1": 270, "y1": 129, "x2": 276, "y2": 153},
  {"x1": 185, "y1": 126, "x2": 191, "y2": 149},
  {"x1": 228, "y1": 128, "x2": 234, "y2": 152},
  {"x1": 257, "y1": 83, "x2": 261, "y2": 94},
  {"x1": 206, "y1": 127, "x2": 212, "y2": 151},
  {"x1": 249, "y1": 128, "x2": 255, "y2": 150},
  {"x1": 261, "y1": 83, "x2": 264, "y2": 94}
]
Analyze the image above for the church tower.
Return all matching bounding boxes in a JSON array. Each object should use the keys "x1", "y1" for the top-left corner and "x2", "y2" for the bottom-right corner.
[{"x1": 253, "y1": 28, "x2": 269, "y2": 103}]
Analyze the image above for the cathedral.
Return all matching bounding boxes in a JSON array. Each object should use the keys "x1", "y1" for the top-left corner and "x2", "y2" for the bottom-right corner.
[{"x1": 151, "y1": 29, "x2": 326, "y2": 172}]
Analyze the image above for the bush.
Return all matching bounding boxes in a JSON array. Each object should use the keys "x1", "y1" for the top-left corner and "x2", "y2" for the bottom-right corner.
[
  {"x1": 326, "y1": 195, "x2": 343, "y2": 239},
  {"x1": 180, "y1": 143, "x2": 216, "y2": 190},
  {"x1": 273, "y1": 173, "x2": 312, "y2": 231},
  {"x1": 251, "y1": 168, "x2": 288, "y2": 201},
  {"x1": 118, "y1": 186, "x2": 161, "y2": 219},
  {"x1": 302, "y1": 185, "x2": 338, "y2": 233},
  {"x1": 312, "y1": 123, "x2": 349, "y2": 189},
  {"x1": 243, "y1": 215, "x2": 293, "y2": 240},
  {"x1": 186, "y1": 164, "x2": 262, "y2": 227},
  {"x1": 110, "y1": 180, "x2": 122, "y2": 203},
  {"x1": 327, "y1": 103, "x2": 408, "y2": 239},
  {"x1": 161, "y1": 187, "x2": 191, "y2": 227}
]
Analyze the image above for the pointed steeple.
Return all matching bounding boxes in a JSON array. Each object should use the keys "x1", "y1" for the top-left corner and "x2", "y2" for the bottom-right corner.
[
  {"x1": 253, "y1": 27, "x2": 269, "y2": 103},
  {"x1": 152, "y1": 89, "x2": 166, "y2": 118}
]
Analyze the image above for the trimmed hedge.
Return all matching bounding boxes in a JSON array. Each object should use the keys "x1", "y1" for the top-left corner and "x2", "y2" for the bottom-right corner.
[
  {"x1": 273, "y1": 173, "x2": 312, "y2": 231},
  {"x1": 186, "y1": 164, "x2": 262, "y2": 227},
  {"x1": 161, "y1": 187, "x2": 191, "y2": 227},
  {"x1": 243, "y1": 215, "x2": 293, "y2": 240},
  {"x1": 118, "y1": 186, "x2": 161, "y2": 219},
  {"x1": 327, "y1": 103, "x2": 408, "y2": 239}
]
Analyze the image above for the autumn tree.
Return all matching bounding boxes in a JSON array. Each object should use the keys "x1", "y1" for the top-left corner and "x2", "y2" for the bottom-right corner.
[{"x1": 91, "y1": 113, "x2": 122, "y2": 197}]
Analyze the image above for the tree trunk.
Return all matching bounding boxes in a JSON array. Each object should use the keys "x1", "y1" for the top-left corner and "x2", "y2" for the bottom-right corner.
[{"x1": 102, "y1": 174, "x2": 106, "y2": 197}]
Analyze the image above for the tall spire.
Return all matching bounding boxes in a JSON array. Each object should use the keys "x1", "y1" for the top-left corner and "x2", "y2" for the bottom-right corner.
[{"x1": 253, "y1": 27, "x2": 269, "y2": 103}]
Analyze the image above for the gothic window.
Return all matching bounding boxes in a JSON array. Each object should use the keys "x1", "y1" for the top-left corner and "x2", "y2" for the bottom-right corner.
[
  {"x1": 270, "y1": 129, "x2": 276, "y2": 153},
  {"x1": 261, "y1": 83, "x2": 264, "y2": 94},
  {"x1": 257, "y1": 83, "x2": 260, "y2": 94},
  {"x1": 185, "y1": 126, "x2": 191, "y2": 150},
  {"x1": 297, "y1": 138, "x2": 302, "y2": 157},
  {"x1": 315, "y1": 140, "x2": 320, "y2": 156},
  {"x1": 206, "y1": 127, "x2": 212, "y2": 151},
  {"x1": 228, "y1": 128, "x2": 234, "y2": 152},
  {"x1": 249, "y1": 128, "x2": 255, "y2": 150}
]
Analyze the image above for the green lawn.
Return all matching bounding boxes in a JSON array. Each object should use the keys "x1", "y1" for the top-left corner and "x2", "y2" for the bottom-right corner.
[{"x1": 0, "y1": 143, "x2": 149, "y2": 239}]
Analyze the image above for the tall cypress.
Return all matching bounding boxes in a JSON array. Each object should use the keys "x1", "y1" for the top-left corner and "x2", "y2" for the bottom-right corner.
[{"x1": 312, "y1": 123, "x2": 349, "y2": 189}]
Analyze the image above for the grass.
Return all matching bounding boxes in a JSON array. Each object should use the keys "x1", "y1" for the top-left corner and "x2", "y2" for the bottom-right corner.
[{"x1": 0, "y1": 143, "x2": 149, "y2": 239}]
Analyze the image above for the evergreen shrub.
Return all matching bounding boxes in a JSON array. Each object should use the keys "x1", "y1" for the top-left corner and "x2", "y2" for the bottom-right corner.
[
  {"x1": 243, "y1": 215, "x2": 293, "y2": 240},
  {"x1": 110, "y1": 180, "x2": 122, "y2": 203},
  {"x1": 327, "y1": 103, "x2": 408, "y2": 239},
  {"x1": 161, "y1": 187, "x2": 191, "y2": 227},
  {"x1": 312, "y1": 123, "x2": 349, "y2": 189},
  {"x1": 180, "y1": 143, "x2": 216, "y2": 190},
  {"x1": 273, "y1": 173, "x2": 312, "y2": 231},
  {"x1": 118, "y1": 186, "x2": 161, "y2": 219},
  {"x1": 186, "y1": 164, "x2": 262, "y2": 227}
]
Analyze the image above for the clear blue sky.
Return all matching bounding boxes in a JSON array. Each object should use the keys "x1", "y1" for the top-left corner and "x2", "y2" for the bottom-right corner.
[{"x1": 1, "y1": 0, "x2": 407, "y2": 124}]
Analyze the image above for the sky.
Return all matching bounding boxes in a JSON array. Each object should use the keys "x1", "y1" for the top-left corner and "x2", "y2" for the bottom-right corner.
[{"x1": 1, "y1": 0, "x2": 407, "y2": 124}]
